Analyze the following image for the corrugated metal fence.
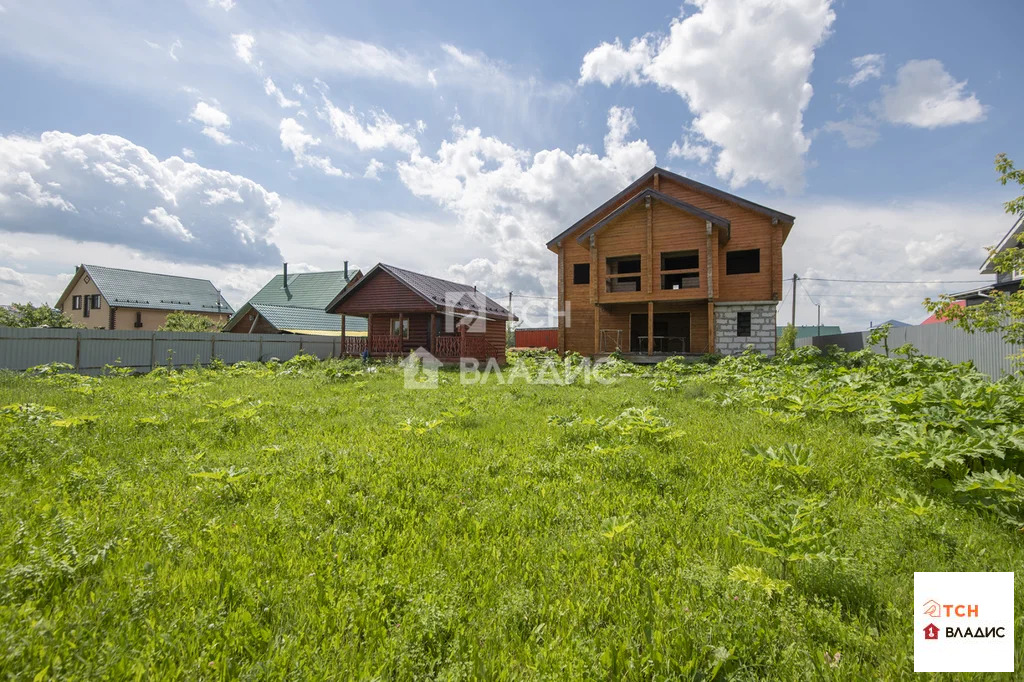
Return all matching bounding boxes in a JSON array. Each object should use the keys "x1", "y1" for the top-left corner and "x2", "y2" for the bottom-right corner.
[
  {"x1": 796, "y1": 324, "x2": 1023, "y2": 378},
  {"x1": 0, "y1": 328, "x2": 350, "y2": 375}
]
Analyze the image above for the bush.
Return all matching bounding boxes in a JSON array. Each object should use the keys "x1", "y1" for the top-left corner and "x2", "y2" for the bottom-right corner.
[{"x1": 158, "y1": 311, "x2": 223, "y2": 332}]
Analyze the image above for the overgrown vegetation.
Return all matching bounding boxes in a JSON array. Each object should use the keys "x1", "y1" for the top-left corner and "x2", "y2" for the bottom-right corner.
[
  {"x1": 159, "y1": 311, "x2": 224, "y2": 332},
  {"x1": 0, "y1": 346, "x2": 1022, "y2": 678},
  {"x1": 0, "y1": 302, "x2": 79, "y2": 328}
]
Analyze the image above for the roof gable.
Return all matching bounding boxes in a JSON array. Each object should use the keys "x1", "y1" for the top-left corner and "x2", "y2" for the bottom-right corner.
[
  {"x1": 60, "y1": 264, "x2": 233, "y2": 314},
  {"x1": 575, "y1": 188, "x2": 731, "y2": 244},
  {"x1": 981, "y1": 214, "x2": 1023, "y2": 274},
  {"x1": 547, "y1": 166, "x2": 794, "y2": 250}
]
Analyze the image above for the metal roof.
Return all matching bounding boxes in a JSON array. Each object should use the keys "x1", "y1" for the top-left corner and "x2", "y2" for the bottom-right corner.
[
  {"x1": 225, "y1": 269, "x2": 364, "y2": 332},
  {"x1": 981, "y1": 214, "x2": 1023, "y2": 274},
  {"x1": 59, "y1": 264, "x2": 233, "y2": 314},
  {"x1": 325, "y1": 263, "x2": 517, "y2": 321}
]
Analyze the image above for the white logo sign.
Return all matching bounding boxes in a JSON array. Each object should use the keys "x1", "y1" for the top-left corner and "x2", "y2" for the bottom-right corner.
[{"x1": 914, "y1": 571, "x2": 1014, "y2": 673}]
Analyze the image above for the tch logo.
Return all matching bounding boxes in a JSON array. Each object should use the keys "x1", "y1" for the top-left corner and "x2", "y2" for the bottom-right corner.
[
  {"x1": 924, "y1": 623, "x2": 940, "y2": 640},
  {"x1": 922, "y1": 599, "x2": 979, "y2": 618}
]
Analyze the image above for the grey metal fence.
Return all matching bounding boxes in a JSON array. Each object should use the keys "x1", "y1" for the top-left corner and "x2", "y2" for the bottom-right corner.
[
  {"x1": 0, "y1": 328, "x2": 352, "y2": 375},
  {"x1": 796, "y1": 324, "x2": 1022, "y2": 378}
]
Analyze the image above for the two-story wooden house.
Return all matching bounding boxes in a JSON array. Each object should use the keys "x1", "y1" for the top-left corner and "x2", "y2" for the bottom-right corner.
[{"x1": 546, "y1": 167, "x2": 795, "y2": 357}]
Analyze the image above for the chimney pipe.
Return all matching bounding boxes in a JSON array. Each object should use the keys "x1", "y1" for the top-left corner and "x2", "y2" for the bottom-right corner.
[
  {"x1": 282, "y1": 262, "x2": 288, "y2": 286},
  {"x1": 344, "y1": 260, "x2": 349, "y2": 280}
]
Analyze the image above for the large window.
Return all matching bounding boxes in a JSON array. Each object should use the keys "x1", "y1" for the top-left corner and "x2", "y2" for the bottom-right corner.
[
  {"x1": 391, "y1": 318, "x2": 409, "y2": 339},
  {"x1": 606, "y1": 255, "x2": 641, "y2": 293},
  {"x1": 660, "y1": 250, "x2": 699, "y2": 290},
  {"x1": 573, "y1": 263, "x2": 590, "y2": 285},
  {"x1": 736, "y1": 311, "x2": 752, "y2": 337},
  {"x1": 726, "y1": 249, "x2": 760, "y2": 275}
]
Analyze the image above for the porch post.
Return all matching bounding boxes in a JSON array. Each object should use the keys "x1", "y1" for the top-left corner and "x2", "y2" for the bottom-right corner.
[
  {"x1": 647, "y1": 301, "x2": 654, "y2": 356},
  {"x1": 428, "y1": 313, "x2": 435, "y2": 354},
  {"x1": 398, "y1": 312, "x2": 404, "y2": 353},
  {"x1": 593, "y1": 304, "x2": 601, "y2": 355},
  {"x1": 367, "y1": 313, "x2": 373, "y2": 353},
  {"x1": 707, "y1": 301, "x2": 715, "y2": 354},
  {"x1": 340, "y1": 314, "x2": 346, "y2": 355}
]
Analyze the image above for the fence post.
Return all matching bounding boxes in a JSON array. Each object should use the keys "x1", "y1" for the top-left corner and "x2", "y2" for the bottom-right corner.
[
  {"x1": 258, "y1": 335, "x2": 263, "y2": 362},
  {"x1": 151, "y1": 333, "x2": 157, "y2": 371},
  {"x1": 74, "y1": 331, "x2": 81, "y2": 370},
  {"x1": 211, "y1": 334, "x2": 216, "y2": 363}
]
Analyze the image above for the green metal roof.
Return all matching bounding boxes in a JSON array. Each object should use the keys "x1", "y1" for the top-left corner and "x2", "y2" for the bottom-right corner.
[
  {"x1": 73, "y1": 264, "x2": 233, "y2": 314},
  {"x1": 776, "y1": 325, "x2": 842, "y2": 339},
  {"x1": 226, "y1": 269, "x2": 365, "y2": 333}
]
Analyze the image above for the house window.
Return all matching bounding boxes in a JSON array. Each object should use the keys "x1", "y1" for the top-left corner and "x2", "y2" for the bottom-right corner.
[
  {"x1": 660, "y1": 250, "x2": 700, "y2": 290},
  {"x1": 134, "y1": 312, "x2": 144, "y2": 328},
  {"x1": 573, "y1": 263, "x2": 590, "y2": 285},
  {"x1": 736, "y1": 311, "x2": 752, "y2": 337},
  {"x1": 606, "y1": 255, "x2": 641, "y2": 293},
  {"x1": 726, "y1": 249, "x2": 760, "y2": 275},
  {"x1": 72, "y1": 295, "x2": 82, "y2": 310},
  {"x1": 90, "y1": 295, "x2": 101, "y2": 309},
  {"x1": 391, "y1": 318, "x2": 409, "y2": 339}
]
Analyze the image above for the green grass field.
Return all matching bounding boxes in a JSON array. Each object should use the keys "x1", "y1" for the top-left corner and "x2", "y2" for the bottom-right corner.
[{"x1": 1, "y1": 351, "x2": 1022, "y2": 679}]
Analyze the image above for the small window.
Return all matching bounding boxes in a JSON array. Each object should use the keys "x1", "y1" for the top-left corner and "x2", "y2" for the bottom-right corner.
[
  {"x1": 134, "y1": 311, "x2": 144, "y2": 328},
  {"x1": 736, "y1": 311, "x2": 752, "y2": 337},
  {"x1": 573, "y1": 263, "x2": 590, "y2": 285},
  {"x1": 90, "y1": 295, "x2": 101, "y2": 309},
  {"x1": 72, "y1": 295, "x2": 82, "y2": 310},
  {"x1": 391, "y1": 318, "x2": 409, "y2": 339},
  {"x1": 726, "y1": 249, "x2": 760, "y2": 275}
]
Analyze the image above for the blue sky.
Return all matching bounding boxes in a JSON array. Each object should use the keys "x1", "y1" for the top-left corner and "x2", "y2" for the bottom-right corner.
[{"x1": 0, "y1": 0, "x2": 1021, "y2": 330}]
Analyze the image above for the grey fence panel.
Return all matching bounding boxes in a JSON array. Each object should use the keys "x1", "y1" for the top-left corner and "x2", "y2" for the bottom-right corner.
[
  {"x1": 0, "y1": 329, "x2": 347, "y2": 374},
  {"x1": 797, "y1": 324, "x2": 1021, "y2": 378},
  {"x1": 0, "y1": 328, "x2": 78, "y2": 369}
]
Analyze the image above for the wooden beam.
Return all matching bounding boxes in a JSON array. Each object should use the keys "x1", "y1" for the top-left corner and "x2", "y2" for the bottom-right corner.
[
  {"x1": 647, "y1": 301, "x2": 654, "y2": 356},
  {"x1": 340, "y1": 314, "x2": 346, "y2": 354},
  {"x1": 707, "y1": 300, "x2": 715, "y2": 354},
  {"x1": 646, "y1": 196, "x2": 653, "y2": 294},
  {"x1": 594, "y1": 304, "x2": 601, "y2": 356},
  {"x1": 428, "y1": 313, "x2": 435, "y2": 354},
  {"x1": 589, "y1": 234, "x2": 598, "y2": 306},
  {"x1": 706, "y1": 220, "x2": 714, "y2": 300},
  {"x1": 557, "y1": 245, "x2": 565, "y2": 355}
]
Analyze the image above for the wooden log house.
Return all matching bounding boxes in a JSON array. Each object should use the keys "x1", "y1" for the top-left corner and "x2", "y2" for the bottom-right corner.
[
  {"x1": 325, "y1": 263, "x2": 515, "y2": 363},
  {"x1": 546, "y1": 166, "x2": 795, "y2": 358}
]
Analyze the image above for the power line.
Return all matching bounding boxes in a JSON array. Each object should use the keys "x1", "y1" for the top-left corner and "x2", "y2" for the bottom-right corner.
[{"x1": 801, "y1": 277, "x2": 990, "y2": 285}]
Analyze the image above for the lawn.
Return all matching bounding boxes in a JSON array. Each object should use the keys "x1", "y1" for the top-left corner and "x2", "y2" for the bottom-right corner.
[{"x1": 0, "y1": 351, "x2": 1021, "y2": 679}]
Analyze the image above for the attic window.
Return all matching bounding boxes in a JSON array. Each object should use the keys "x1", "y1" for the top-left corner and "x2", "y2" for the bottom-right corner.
[
  {"x1": 72, "y1": 295, "x2": 82, "y2": 310},
  {"x1": 726, "y1": 249, "x2": 760, "y2": 275},
  {"x1": 573, "y1": 263, "x2": 590, "y2": 285}
]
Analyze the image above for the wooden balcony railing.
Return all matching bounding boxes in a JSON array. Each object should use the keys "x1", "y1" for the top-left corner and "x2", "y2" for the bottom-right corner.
[
  {"x1": 434, "y1": 336, "x2": 461, "y2": 358},
  {"x1": 343, "y1": 336, "x2": 366, "y2": 355},
  {"x1": 370, "y1": 335, "x2": 403, "y2": 354}
]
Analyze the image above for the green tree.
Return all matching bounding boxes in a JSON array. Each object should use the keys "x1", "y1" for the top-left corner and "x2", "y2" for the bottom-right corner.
[
  {"x1": 778, "y1": 323, "x2": 798, "y2": 352},
  {"x1": 0, "y1": 302, "x2": 79, "y2": 328},
  {"x1": 924, "y1": 154, "x2": 1024, "y2": 354},
  {"x1": 159, "y1": 311, "x2": 222, "y2": 332}
]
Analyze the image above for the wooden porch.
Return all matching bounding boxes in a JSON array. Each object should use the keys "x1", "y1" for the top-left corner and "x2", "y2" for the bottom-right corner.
[{"x1": 341, "y1": 311, "x2": 506, "y2": 362}]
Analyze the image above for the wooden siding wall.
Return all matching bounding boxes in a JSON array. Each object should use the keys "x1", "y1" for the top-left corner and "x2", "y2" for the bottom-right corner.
[
  {"x1": 557, "y1": 174, "x2": 785, "y2": 355},
  {"x1": 335, "y1": 270, "x2": 435, "y2": 315},
  {"x1": 370, "y1": 313, "x2": 430, "y2": 354}
]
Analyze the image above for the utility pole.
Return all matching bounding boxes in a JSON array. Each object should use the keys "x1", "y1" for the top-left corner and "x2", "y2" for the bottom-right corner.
[{"x1": 791, "y1": 274, "x2": 798, "y2": 327}]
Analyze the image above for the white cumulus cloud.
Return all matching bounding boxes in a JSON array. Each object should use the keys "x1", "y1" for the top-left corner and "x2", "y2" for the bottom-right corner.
[
  {"x1": 279, "y1": 118, "x2": 346, "y2": 177},
  {"x1": 0, "y1": 131, "x2": 281, "y2": 265},
  {"x1": 323, "y1": 99, "x2": 421, "y2": 154},
  {"x1": 880, "y1": 59, "x2": 986, "y2": 128},
  {"x1": 231, "y1": 33, "x2": 255, "y2": 65},
  {"x1": 264, "y1": 77, "x2": 300, "y2": 108},
  {"x1": 579, "y1": 0, "x2": 836, "y2": 193}
]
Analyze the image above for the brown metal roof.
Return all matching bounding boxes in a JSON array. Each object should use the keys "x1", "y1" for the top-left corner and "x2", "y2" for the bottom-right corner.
[{"x1": 325, "y1": 263, "x2": 517, "y2": 321}]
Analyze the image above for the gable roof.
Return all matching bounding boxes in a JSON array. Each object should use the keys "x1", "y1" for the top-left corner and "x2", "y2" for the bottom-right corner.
[
  {"x1": 325, "y1": 263, "x2": 516, "y2": 321},
  {"x1": 224, "y1": 269, "x2": 363, "y2": 333},
  {"x1": 981, "y1": 214, "x2": 1023, "y2": 274},
  {"x1": 575, "y1": 188, "x2": 731, "y2": 244},
  {"x1": 58, "y1": 264, "x2": 233, "y2": 314},
  {"x1": 546, "y1": 166, "x2": 795, "y2": 250}
]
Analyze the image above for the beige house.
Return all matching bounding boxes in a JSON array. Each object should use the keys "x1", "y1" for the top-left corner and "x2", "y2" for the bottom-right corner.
[{"x1": 56, "y1": 264, "x2": 233, "y2": 330}]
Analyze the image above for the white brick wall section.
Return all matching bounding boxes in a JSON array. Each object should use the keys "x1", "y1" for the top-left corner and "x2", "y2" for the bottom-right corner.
[{"x1": 714, "y1": 303, "x2": 778, "y2": 357}]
